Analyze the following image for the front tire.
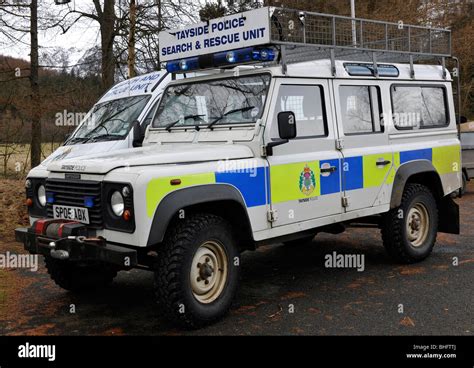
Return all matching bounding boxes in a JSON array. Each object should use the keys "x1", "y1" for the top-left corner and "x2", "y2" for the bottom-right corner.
[
  {"x1": 381, "y1": 183, "x2": 438, "y2": 264},
  {"x1": 154, "y1": 213, "x2": 240, "y2": 329}
]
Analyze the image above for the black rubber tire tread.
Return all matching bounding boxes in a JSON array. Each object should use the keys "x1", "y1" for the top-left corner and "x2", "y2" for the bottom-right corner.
[
  {"x1": 45, "y1": 257, "x2": 117, "y2": 292},
  {"x1": 381, "y1": 183, "x2": 438, "y2": 264},
  {"x1": 154, "y1": 213, "x2": 239, "y2": 329}
]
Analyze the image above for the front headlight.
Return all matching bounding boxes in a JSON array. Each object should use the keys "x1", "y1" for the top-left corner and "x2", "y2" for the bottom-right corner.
[
  {"x1": 111, "y1": 191, "x2": 124, "y2": 216},
  {"x1": 37, "y1": 185, "x2": 46, "y2": 207}
]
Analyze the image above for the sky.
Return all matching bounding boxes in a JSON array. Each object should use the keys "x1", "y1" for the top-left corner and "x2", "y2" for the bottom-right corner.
[
  {"x1": 0, "y1": 0, "x2": 211, "y2": 63},
  {"x1": 1, "y1": 0, "x2": 100, "y2": 62}
]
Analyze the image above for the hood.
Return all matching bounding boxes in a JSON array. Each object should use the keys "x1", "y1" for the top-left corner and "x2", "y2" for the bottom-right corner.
[
  {"x1": 41, "y1": 141, "x2": 125, "y2": 168},
  {"x1": 46, "y1": 144, "x2": 255, "y2": 174}
]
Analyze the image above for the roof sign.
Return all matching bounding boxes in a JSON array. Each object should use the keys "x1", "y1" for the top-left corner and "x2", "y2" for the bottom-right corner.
[
  {"x1": 99, "y1": 71, "x2": 163, "y2": 102},
  {"x1": 159, "y1": 7, "x2": 271, "y2": 62}
]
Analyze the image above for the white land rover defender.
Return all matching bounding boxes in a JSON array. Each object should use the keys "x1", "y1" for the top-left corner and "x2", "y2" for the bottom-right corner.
[{"x1": 16, "y1": 7, "x2": 462, "y2": 328}]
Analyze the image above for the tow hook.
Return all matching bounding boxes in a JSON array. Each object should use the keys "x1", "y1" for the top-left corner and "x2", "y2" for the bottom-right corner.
[{"x1": 48, "y1": 236, "x2": 106, "y2": 260}]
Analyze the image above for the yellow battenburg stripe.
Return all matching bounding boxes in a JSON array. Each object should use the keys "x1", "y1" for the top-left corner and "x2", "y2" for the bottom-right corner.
[
  {"x1": 386, "y1": 152, "x2": 401, "y2": 185},
  {"x1": 363, "y1": 153, "x2": 394, "y2": 188},
  {"x1": 146, "y1": 172, "x2": 216, "y2": 217},
  {"x1": 270, "y1": 161, "x2": 321, "y2": 203},
  {"x1": 432, "y1": 145, "x2": 461, "y2": 175}
]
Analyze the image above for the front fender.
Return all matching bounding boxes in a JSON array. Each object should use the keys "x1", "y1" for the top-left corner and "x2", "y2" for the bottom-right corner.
[{"x1": 146, "y1": 184, "x2": 251, "y2": 246}]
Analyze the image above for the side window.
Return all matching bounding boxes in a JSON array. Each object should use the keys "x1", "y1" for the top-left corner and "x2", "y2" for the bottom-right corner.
[
  {"x1": 339, "y1": 86, "x2": 382, "y2": 135},
  {"x1": 392, "y1": 86, "x2": 448, "y2": 129},
  {"x1": 272, "y1": 85, "x2": 327, "y2": 139}
]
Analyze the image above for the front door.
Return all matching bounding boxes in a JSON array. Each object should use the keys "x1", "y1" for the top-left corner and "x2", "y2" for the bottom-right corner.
[{"x1": 265, "y1": 79, "x2": 343, "y2": 227}]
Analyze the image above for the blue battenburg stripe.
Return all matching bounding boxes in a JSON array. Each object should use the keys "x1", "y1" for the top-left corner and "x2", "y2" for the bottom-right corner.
[
  {"x1": 400, "y1": 148, "x2": 432, "y2": 164},
  {"x1": 343, "y1": 156, "x2": 364, "y2": 191},
  {"x1": 265, "y1": 166, "x2": 271, "y2": 206},
  {"x1": 215, "y1": 167, "x2": 267, "y2": 208},
  {"x1": 320, "y1": 159, "x2": 341, "y2": 195}
]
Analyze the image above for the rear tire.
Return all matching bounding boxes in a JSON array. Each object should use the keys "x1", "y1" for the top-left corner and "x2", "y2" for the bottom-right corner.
[
  {"x1": 45, "y1": 257, "x2": 117, "y2": 292},
  {"x1": 381, "y1": 183, "x2": 438, "y2": 264},
  {"x1": 154, "y1": 213, "x2": 240, "y2": 329}
]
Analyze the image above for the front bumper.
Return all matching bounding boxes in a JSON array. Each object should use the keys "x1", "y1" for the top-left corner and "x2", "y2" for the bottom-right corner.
[{"x1": 15, "y1": 220, "x2": 137, "y2": 268}]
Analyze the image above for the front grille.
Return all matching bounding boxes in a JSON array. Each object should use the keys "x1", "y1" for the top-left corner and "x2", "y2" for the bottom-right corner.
[{"x1": 46, "y1": 179, "x2": 103, "y2": 229}]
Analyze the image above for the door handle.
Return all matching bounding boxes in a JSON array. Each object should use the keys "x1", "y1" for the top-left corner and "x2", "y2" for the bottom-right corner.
[
  {"x1": 376, "y1": 160, "x2": 391, "y2": 167},
  {"x1": 321, "y1": 166, "x2": 337, "y2": 174}
]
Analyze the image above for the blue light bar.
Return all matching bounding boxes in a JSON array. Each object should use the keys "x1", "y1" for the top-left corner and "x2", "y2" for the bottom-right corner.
[{"x1": 165, "y1": 47, "x2": 276, "y2": 73}]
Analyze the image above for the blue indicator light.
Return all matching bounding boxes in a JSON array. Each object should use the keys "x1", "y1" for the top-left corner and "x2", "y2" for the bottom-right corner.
[
  {"x1": 179, "y1": 60, "x2": 189, "y2": 70},
  {"x1": 166, "y1": 61, "x2": 181, "y2": 73},
  {"x1": 226, "y1": 51, "x2": 236, "y2": 63},
  {"x1": 214, "y1": 47, "x2": 254, "y2": 66},
  {"x1": 84, "y1": 196, "x2": 95, "y2": 208},
  {"x1": 166, "y1": 57, "x2": 199, "y2": 73},
  {"x1": 46, "y1": 192, "x2": 55, "y2": 204},
  {"x1": 252, "y1": 48, "x2": 275, "y2": 62}
]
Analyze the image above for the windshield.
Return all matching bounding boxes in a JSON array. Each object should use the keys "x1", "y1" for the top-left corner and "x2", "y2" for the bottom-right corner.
[
  {"x1": 67, "y1": 95, "x2": 151, "y2": 144},
  {"x1": 153, "y1": 74, "x2": 271, "y2": 130}
]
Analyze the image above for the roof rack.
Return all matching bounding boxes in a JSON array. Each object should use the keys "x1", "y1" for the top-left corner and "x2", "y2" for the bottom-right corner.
[{"x1": 267, "y1": 7, "x2": 452, "y2": 78}]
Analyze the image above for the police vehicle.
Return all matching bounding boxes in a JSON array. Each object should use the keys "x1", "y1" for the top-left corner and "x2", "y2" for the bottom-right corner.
[{"x1": 16, "y1": 7, "x2": 462, "y2": 328}]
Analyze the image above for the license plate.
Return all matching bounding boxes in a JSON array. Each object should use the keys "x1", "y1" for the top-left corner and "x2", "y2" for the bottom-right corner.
[{"x1": 53, "y1": 205, "x2": 90, "y2": 224}]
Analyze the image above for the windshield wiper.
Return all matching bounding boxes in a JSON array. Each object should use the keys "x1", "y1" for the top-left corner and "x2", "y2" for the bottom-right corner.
[
  {"x1": 65, "y1": 137, "x2": 89, "y2": 145},
  {"x1": 83, "y1": 134, "x2": 123, "y2": 144},
  {"x1": 206, "y1": 106, "x2": 255, "y2": 130},
  {"x1": 165, "y1": 114, "x2": 205, "y2": 131}
]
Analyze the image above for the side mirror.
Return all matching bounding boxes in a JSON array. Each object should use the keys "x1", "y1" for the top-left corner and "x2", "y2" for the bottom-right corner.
[
  {"x1": 278, "y1": 111, "x2": 297, "y2": 140},
  {"x1": 132, "y1": 120, "x2": 145, "y2": 147},
  {"x1": 265, "y1": 111, "x2": 297, "y2": 156}
]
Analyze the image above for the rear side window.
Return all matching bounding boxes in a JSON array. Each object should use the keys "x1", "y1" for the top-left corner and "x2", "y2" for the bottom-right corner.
[
  {"x1": 392, "y1": 86, "x2": 448, "y2": 129},
  {"x1": 271, "y1": 85, "x2": 327, "y2": 139},
  {"x1": 339, "y1": 86, "x2": 382, "y2": 135}
]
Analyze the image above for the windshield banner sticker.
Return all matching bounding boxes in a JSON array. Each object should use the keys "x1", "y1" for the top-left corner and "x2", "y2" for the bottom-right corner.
[{"x1": 159, "y1": 7, "x2": 271, "y2": 62}]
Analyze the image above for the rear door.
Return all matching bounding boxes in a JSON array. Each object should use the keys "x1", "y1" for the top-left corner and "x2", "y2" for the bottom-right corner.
[
  {"x1": 332, "y1": 80, "x2": 394, "y2": 211},
  {"x1": 265, "y1": 79, "x2": 343, "y2": 227}
]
